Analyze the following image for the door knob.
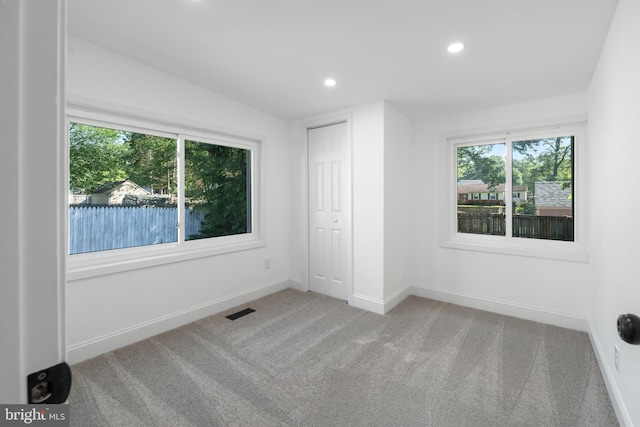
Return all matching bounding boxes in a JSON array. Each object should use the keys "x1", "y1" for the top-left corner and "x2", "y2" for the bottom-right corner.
[{"x1": 618, "y1": 313, "x2": 640, "y2": 345}]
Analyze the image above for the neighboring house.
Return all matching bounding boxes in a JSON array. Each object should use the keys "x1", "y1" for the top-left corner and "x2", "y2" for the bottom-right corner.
[
  {"x1": 457, "y1": 182, "x2": 528, "y2": 205},
  {"x1": 458, "y1": 179, "x2": 485, "y2": 186},
  {"x1": 90, "y1": 180, "x2": 150, "y2": 205},
  {"x1": 69, "y1": 192, "x2": 90, "y2": 205},
  {"x1": 534, "y1": 181, "x2": 573, "y2": 216}
]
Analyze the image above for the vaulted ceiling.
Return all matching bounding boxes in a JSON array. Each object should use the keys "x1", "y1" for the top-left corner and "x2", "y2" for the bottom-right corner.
[{"x1": 67, "y1": 0, "x2": 618, "y2": 120}]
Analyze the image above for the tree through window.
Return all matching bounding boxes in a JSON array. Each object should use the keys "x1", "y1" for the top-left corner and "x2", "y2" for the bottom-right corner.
[{"x1": 185, "y1": 140, "x2": 251, "y2": 240}]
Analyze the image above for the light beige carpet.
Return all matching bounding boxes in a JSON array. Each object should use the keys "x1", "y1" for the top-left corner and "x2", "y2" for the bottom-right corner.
[{"x1": 69, "y1": 289, "x2": 618, "y2": 426}]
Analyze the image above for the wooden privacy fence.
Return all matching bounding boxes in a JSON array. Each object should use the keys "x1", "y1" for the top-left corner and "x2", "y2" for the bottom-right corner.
[
  {"x1": 457, "y1": 212, "x2": 573, "y2": 241},
  {"x1": 512, "y1": 214, "x2": 573, "y2": 241},
  {"x1": 457, "y1": 206, "x2": 504, "y2": 216},
  {"x1": 458, "y1": 213, "x2": 505, "y2": 236},
  {"x1": 69, "y1": 206, "x2": 204, "y2": 254}
]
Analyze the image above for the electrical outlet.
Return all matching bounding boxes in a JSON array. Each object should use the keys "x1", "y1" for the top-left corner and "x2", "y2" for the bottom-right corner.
[
  {"x1": 614, "y1": 345, "x2": 620, "y2": 372},
  {"x1": 264, "y1": 258, "x2": 271, "y2": 270}
]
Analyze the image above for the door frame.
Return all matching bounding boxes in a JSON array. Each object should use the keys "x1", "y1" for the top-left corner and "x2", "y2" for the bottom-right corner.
[
  {"x1": 299, "y1": 112, "x2": 353, "y2": 305},
  {"x1": 0, "y1": 0, "x2": 67, "y2": 403}
]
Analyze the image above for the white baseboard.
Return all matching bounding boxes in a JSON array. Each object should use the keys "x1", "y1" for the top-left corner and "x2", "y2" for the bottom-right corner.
[
  {"x1": 409, "y1": 284, "x2": 589, "y2": 331},
  {"x1": 588, "y1": 320, "x2": 632, "y2": 427},
  {"x1": 351, "y1": 284, "x2": 587, "y2": 331},
  {"x1": 288, "y1": 277, "x2": 306, "y2": 292},
  {"x1": 351, "y1": 294, "x2": 385, "y2": 315},
  {"x1": 350, "y1": 288, "x2": 409, "y2": 315},
  {"x1": 67, "y1": 278, "x2": 292, "y2": 364},
  {"x1": 383, "y1": 286, "x2": 412, "y2": 314}
]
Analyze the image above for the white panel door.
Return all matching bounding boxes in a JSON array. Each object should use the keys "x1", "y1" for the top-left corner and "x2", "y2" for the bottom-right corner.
[{"x1": 308, "y1": 122, "x2": 351, "y2": 301}]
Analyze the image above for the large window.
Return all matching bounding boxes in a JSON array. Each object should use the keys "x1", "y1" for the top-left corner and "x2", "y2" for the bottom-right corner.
[
  {"x1": 68, "y1": 112, "x2": 259, "y2": 265},
  {"x1": 445, "y1": 124, "x2": 584, "y2": 261}
]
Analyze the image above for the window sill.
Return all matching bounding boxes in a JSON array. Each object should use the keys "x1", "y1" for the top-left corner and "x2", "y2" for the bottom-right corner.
[
  {"x1": 67, "y1": 238, "x2": 266, "y2": 281},
  {"x1": 440, "y1": 236, "x2": 588, "y2": 263}
]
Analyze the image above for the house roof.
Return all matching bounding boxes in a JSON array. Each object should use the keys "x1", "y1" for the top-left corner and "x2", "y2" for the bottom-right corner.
[
  {"x1": 92, "y1": 180, "x2": 149, "y2": 195},
  {"x1": 534, "y1": 181, "x2": 572, "y2": 207},
  {"x1": 457, "y1": 183, "x2": 527, "y2": 194}
]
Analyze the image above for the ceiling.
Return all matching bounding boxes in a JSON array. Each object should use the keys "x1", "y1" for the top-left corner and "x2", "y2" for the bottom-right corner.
[{"x1": 67, "y1": 0, "x2": 618, "y2": 120}]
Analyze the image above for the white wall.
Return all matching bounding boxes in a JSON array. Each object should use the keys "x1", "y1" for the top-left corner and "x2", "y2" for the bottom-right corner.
[
  {"x1": 288, "y1": 123, "x2": 304, "y2": 287},
  {"x1": 409, "y1": 93, "x2": 591, "y2": 330},
  {"x1": 383, "y1": 103, "x2": 412, "y2": 304},
  {"x1": 66, "y1": 37, "x2": 292, "y2": 363},
  {"x1": 587, "y1": 0, "x2": 640, "y2": 424},
  {"x1": 351, "y1": 102, "x2": 386, "y2": 307}
]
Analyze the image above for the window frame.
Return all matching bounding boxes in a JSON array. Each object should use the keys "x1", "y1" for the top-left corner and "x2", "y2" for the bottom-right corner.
[
  {"x1": 440, "y1": 121, "x2": 587, "y2": 262},
  {"x1": 66, "y1": 102, "x2": 264, "y2": 280}
]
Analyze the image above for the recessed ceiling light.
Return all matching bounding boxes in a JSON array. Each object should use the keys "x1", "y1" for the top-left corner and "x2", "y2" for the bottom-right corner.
[
  {"x1": 447, "y1": 42, "x2": 464, "y2": 53},
  {"x1": 324, "y1": 78, "x2": 337, "y2": 87}
]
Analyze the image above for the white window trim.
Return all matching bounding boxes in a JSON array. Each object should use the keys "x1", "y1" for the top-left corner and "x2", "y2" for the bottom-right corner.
[
  {"x1": 66, "y1": 100, "x2": 265, "y2": 281},
  {"x1": 440, "y1": 119, "x2": 588, "y2": 263}
]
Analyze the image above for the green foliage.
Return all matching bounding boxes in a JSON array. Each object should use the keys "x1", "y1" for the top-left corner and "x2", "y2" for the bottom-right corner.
[
  {"x1": 513, "y1": 136, "x2": 573, "y2": 201},
  {"x1": 515, "y1": 200, "x2": 536, "y2": 215},
  {"x1": 125, "y1": 133, "x2": 177, "y2": 196},
  {"x1": 185, "y1": 141, "x2": 250, "y2": 239},
  {"x1": 457, "y1": 144, "x2": 505, "y2": 189},
  {"x1": 68, "y1": 123, "x2": 128, "y2": 193},
  {"x1": 69, "y1": 123, "x2": 177, "y2": 196}
]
